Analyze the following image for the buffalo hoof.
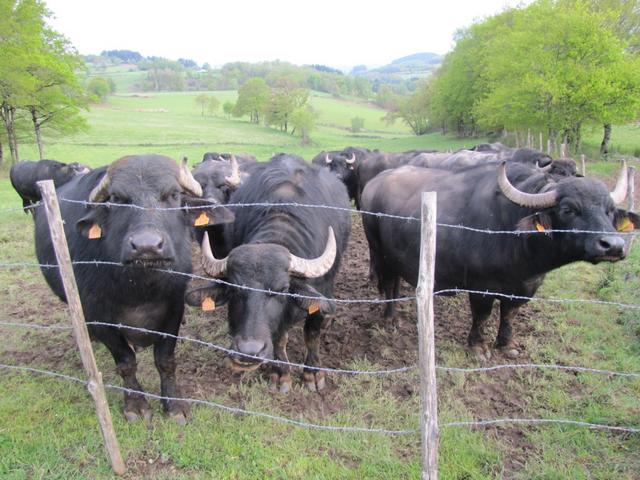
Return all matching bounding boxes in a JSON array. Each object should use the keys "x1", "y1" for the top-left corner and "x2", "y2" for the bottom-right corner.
[
  {"x1": 469, "y1": 344, "x2": 492, "y2": 362},
  {"x1": 269, "y1": 372, "x2": 292, "y2": 393},
  {"x1": 303, "y1": 370, "x2": 326, "y2": 392},
  {"x1": 123, "y1": 397, "x2": 152, "y2": 422},
  {"x1": 498, "y1": 344, "x2": 520, "y2": 359},
  {"x1": 165, "y1": 400, "x2": 190, "y2": 424}
]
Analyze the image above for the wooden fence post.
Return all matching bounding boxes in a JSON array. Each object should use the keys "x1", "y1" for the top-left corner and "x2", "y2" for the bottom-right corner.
[
  {"x1": 539, "y1": 132, "x2": 543, "y2": 151},
  {"x1": 417, "y1": 192, "x2": 439, "y2": 480},
  {"x1": 628, "y1": 166, "x2": 636, "y2": 212},
  {"x1": 38, "y1": 180, "x2": 126, "y2": 476},
  {"x1": 580, "y1": 154, "x2": 586, "y2": 176}
]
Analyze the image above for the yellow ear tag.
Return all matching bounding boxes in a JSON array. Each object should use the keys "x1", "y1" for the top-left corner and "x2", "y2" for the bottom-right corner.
[
  {"x1": 88, "y1": 223, "x2": 102, "y2": 239},
  {"x1": 308, "y1": 301, "x2": 320, "y2": 314},
  {"x1": 535, "y1": 221, "x2": 546, "y2": 232},
  {"x1": 201, "y1": 297, "x2": 216, "y2": 311},
  {"x1": 194, "y1": 212, "x2": 210, "y2": 227},
  {"x1": 617, "y1": 217, "x2": 634, "y2": 232}
]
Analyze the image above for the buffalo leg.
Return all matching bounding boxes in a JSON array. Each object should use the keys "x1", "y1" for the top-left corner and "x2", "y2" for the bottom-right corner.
[
  {"x1": 98, "y1": 332, "x2": 151, "y2": 422},
  {"x1": 495, "y1": 300, "x2": 524, "y2": 358},
  {"x1": 303, "y1": 312, "x2": 326, "y2": 391},
  {"x1": 468, "y1": 293, "x2": 495, "y2": 362},
  {"x1": 153, "y1": 310, "x2": 189, "y2": 423},
  {"x1": 269, "y1": 332, "x2": 292, "y2": 393},
  {"x1": 381, "y1": 276, "x2": 400, "y2": 321}
]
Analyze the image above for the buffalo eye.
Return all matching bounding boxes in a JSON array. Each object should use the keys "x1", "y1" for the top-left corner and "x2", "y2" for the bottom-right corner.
[{"x1": 109, "y1": 193, "x2": 129, "y2": 204}]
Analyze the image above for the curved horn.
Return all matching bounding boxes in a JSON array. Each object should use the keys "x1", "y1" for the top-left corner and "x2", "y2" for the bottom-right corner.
[
  {"x1": 179, "y1": 157, "x2": 203, "y2": 197},
  {"x1": 345, "y1": 153, "x2": 356, "y2": 165},
  {"x1": 289, "y1": 227, "x2": 337, "y2": 278},
  {"x1": 325, "y1": 153, "x2": 332, "y2": 164},
  {"x1": 89, "y1": 171, "x2": 111, "y2": 203},
  {"x1": 201, "y1": 232, "x2": 228, "y2": 278},
  {"x1": 498, "y1": 162, "x2": 557, "y2": 209},
  {"x1": 224, "y1": 155, "x2": 241, "y2": 188},
  {"x1": 609, "y1": 160, "x2": 628, "y2": 204},
  {"x1": 537, "y1": 161, "x2": 552, "y2": 173}
]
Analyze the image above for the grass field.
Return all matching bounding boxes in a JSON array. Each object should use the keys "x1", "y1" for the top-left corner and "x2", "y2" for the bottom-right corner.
[{"x1": 1, "y1": 92, "x2": 639, "y2": 479}]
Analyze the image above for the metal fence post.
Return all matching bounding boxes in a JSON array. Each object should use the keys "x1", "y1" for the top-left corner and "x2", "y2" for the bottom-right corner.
[
  {"x1": 417, "y1": 192, "x2": 439, "y2": 479},
  {"x1": 38, "y1": 180, "x2": 126, "y2": 476}
]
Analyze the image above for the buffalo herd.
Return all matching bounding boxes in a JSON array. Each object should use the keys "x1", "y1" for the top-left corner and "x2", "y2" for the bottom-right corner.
[{"x1": 10, "y1": 142, "x2": 638, "y2": 421}]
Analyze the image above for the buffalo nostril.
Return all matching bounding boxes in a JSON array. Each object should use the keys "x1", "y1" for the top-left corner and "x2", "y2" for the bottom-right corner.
[
  {"x1": 130, "y1": 231, "x2": 165, "y2": 254},
  {"x1": 598, "y1": 235, "x2": 624, "y2": 256}
]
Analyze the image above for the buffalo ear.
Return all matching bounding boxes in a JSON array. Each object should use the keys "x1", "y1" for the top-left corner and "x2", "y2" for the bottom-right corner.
[
  {"x1": 183, "y1": 196, "x2": 235, "y2": 227},
  {"x1": 185, "y1": 284, "x2": 229, "y2": 310},
  {"x1": 517, "y1": 212, "x2": 552, "y2": 234},
  {"x1": 614, "y1": 210, "x2": 640, "y2": 232},
  {"x1": 290, "y1": 280, "x2": 335, "y2": 315},
  {"x1": 76, "y1": 209, "x2": 107, "y2": 239}
]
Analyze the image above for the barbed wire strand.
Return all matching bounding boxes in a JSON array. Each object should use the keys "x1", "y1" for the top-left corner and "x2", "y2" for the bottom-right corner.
[
  {"x1": 0, "y1": 363, "x2": 415, "y2": 435},
  {"x1": 53, "y1": 198, "x2": 640, "y2": 236},
  {"x1": 3, "y1": 259, "x2": 640, "y2": 312},
  {"x1": 2, "y1": 363, "x2": 639, "y2": 434},
  {"x1": 2, "y1": 321, "x2": 639, "y2": 379}
]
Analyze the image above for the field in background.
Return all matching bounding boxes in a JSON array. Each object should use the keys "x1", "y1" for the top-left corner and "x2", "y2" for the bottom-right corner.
[{"x1": 1, "y1": 92, "x2": 639, "y2": 479}]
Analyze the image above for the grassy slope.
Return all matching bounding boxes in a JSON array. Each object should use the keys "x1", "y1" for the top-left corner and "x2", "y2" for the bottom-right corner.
[{"x1": 1, "y1": 92, "x2": 639, "y2": 479}]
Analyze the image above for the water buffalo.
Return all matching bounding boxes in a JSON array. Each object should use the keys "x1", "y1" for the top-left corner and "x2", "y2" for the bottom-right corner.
[
  {"x1": 202, "y1": 152, "x2": 257, "y2": 163},
  {"x1": 29, "y1": 155, "x2": 234, "y2": 422},
  {"x1": 311, "y1": 148, "x2": 360, "y2": 202},
  {"x1": 409, "y1": 147, "x2": 552, "y2": 171},
  {"x1": 186, "y1": 154, "x2": 351, "y2": 392},
  {"x1": 10, "y1": 159, "x2": 90, "y2": 211},
  {"x1": 361, "y1": 161, "x2": 638, "y2": 361}
]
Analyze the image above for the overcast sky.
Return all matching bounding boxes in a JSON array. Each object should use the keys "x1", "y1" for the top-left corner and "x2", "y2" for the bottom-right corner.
[{"x1": 44, "y1": 0, "x2": 528, "y2": 69}]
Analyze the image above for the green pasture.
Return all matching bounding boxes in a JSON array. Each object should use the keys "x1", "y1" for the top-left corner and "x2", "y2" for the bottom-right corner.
[{"x1": 1, "y1": 92, "x2": 639, "y2": 479}]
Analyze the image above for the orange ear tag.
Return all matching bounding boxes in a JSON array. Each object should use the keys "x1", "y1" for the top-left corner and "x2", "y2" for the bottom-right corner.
[
  {"x1": 617, "y1": 217, "x2": 634, "y2": 232},
  {"x1": 534, "y1": 221, "x2": 546, "y2": 232},
  {"x1": 308, "y1": 301, "x2": 320, "y2": 314},
  {"x1": 201, "y1": 297, "x2": 216, "y2": 311},
  {"x1": 88, "y1": 223, "x2": 102, "y2": 239},
  {"x1": 194, "y1": 212, "x2": 210, "y2": 226}
]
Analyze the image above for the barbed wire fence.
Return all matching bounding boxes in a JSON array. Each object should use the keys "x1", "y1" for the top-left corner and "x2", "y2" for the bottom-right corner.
[{"x1": 0, "y1": 179, "x2": 639, "y2": 477}]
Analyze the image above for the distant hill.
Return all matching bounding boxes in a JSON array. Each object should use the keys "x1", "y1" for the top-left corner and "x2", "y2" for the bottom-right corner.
[{"x1": 353, "y1": 52, "x2": 443, "y2": 81}]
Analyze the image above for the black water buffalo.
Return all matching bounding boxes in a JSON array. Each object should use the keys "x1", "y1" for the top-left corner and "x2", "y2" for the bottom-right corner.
[
  {"x1": 191, "y1": 155, "x2": 256, "y2": 256},
  {"x1": 186, "y1": 154, "x2": 351, "y2": 392},
  {"x1": 409, "y1": 147, "x2": 552, "y2": 171},
  {"x1": 361, "y1": 161, "x2": 638, "y2": 361},
  {"x1": 353, "y1": 149, "x2": 436, "y2": 208},
  {"x1": 10, "y1": 159, "x2": 90, "y2": 210},
  {"x1": 311, "y1": 148, "x2": 361, "y2": 201},
  {"x1": 202, "y1": 152, "x2": 257, "y2": 163},
  {"x1": 29, "y1": 155, "x2": 233, "y2": 421}
]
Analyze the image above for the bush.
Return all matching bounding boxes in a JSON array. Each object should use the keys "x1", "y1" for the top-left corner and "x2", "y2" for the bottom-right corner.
[{"x1": 350, "y1": 116, "x2": 365, "y2": 133}]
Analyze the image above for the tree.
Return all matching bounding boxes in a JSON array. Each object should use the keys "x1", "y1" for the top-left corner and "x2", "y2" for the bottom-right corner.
[
  {"x1": 265, "y1": 80, "x2": 309, "y2": 132},
  {"x1": 87, "y1": 77, "x2": 111, "y2": 102},
  {"x1": 350, "y1": 116, "x2": 365, "y2": 133},
  {"x1": 233, "y1": 77, "x2": 269, "y2": 123},
  {"x1": 385, "y1": 79, "x2": 431, "y2": 135},
  {"x1": 289, "y1": 106, "x2": 316, "y2": 144},
  {"x1": 223, "y1": 101, "x2": 235, "y2": 118},
  {"x1": 194, "y1": 93, "x2": 209, "y2": 116},
  {"x1": 0, "y1": 0, "x2": 88, "y2": 165},
  {"x1": 207, "y1": 96, "x2": 220, "y2": 116}
]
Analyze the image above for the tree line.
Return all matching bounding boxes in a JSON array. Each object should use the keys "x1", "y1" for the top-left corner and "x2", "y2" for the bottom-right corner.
[
  {"x1": 386, "y1": 0, "x2": 640, "y2": 155},
  {"x1": 0, "y1": 0, "x2": 89, "y2": 166}
]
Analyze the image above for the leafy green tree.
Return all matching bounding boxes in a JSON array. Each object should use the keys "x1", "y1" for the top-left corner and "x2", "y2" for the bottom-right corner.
[
  {"x1": 265, "y1": 80, "x2": 309, "y2": 132},
  {"x1": 233, "y1": 77, "x2": 269, "y2": 123},
  {"x1": 350, "y1": 116, "x2": 365, "y2": 133},
  {"x1": 194, "y1": 93, "x2": 209, "y2": 116},
  {"x1": 87, "y1": 77, "x2": 111, "y2": 102},
  {"x1": 0, "y1": 0, "x2": 89, "y2": 164},
  {"x1": 207, "y1": 96, "x2": 220, "y2": 116},
  {"x1": 290, "y1": 106, "x2": 316, "y2": 144},
  {"x1": 223, "y1": 101, "x2": 235, "y2": 118},
  {"x1": 386, "y1": 79, "x2": 431, "y2": 135}
]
